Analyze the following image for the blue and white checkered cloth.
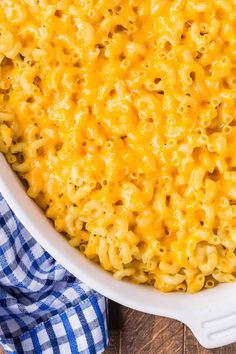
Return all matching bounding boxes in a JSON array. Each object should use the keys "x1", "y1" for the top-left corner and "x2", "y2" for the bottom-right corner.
[{"x1": 0, "y1": 194, "x2": 109, "y2": 354}]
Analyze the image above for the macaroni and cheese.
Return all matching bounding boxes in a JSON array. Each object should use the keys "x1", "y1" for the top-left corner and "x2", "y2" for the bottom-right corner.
[{"x1": 1, "y1": 0, "x2": 236, "y2": 293}]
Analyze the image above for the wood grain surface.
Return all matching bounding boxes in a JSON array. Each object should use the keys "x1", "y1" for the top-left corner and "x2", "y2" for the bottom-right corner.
[
  {"x1": 1, "y1": 302, "x2": 235, "y2": 354},
  {"x1": 105, "y1": 301, "x2": 236, "y2": 354}
]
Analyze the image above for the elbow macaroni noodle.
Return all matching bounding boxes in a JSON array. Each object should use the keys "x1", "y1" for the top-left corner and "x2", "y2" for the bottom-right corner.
[{"x1": 0, "y1": 0, "x2": 236, "y2": 293}]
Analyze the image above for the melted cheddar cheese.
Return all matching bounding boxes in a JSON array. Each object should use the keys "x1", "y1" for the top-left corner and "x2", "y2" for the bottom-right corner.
[{"x1": 1, "y1": 0, "x2": 236, "y2": 292}]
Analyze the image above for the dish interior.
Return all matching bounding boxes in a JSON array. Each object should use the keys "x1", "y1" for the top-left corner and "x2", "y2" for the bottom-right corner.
[
  {"x1": 1, "y1": 1, "x2": 236, "y2": 295},
  {"x1": 1, "y1": 153, "x2": 236, "y2": 316}
]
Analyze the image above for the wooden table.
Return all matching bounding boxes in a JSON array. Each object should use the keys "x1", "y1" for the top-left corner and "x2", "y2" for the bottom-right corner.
[
  {"x1": 105, "y1": 301, "x2": 236, "y2": 354},
  {"x1": 1, "y1": 302, "x2": 235, "y2": 354}
]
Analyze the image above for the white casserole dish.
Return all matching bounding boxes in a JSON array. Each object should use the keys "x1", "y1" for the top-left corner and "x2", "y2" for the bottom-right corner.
[{"x1": 1, "y1": 152, "x2": 236, "y2": 349}]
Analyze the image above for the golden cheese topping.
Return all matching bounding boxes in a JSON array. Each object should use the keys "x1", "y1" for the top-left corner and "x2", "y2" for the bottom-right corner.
[{"x1": 1, "y1": 0, "x2": 236, "y2": 293}]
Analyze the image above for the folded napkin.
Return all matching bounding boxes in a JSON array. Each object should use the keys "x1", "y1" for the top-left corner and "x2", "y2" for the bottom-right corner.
[{"x1": 0, "y1": 194, "x2": 108, "y2": 354}]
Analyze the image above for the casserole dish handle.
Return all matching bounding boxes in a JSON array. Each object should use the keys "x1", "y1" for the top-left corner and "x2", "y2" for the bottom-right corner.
[{"x1": 183, "y1": 307, "x2": 236, "y2": 349}]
